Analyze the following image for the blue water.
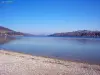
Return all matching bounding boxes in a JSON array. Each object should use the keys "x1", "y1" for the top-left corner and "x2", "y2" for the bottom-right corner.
[{"x1": 0, "y1": 36, "x2": 100, "y2": 64}]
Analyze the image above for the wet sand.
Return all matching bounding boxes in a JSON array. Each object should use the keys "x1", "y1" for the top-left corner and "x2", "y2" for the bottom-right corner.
[{"x1": 0, "y1": 50, "x2": 100, "y2": 75}]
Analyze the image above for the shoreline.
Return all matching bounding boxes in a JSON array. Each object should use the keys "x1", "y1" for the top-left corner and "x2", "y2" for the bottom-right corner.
[
  {"x1": 1, "y1": 49, "x2": 100, "y2": 65},
  {"x1": 0, "y1": 50, "x2": 100, "y2": 75}
]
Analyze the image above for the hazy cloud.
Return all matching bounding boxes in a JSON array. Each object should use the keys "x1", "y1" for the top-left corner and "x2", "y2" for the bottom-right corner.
[{"x1": 0, "y1": 0, "x2": 13, "y2": 4}]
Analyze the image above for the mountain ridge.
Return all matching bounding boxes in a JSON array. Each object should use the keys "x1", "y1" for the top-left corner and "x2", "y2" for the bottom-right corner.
[
  {"x1": 0, "y1": 26, "x2": 34, "y2": 36},
  {"x1": 49, "y1": 30, "x2": 100, "y2": 37},
  {"x1": 1, "y1": 26, "x2": 100, "y2": 37}
]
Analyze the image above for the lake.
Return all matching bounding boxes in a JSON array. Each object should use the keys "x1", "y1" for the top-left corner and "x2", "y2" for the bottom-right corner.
[{"x1": 0, "y1": 36, "x2": 100, "y2": 64}]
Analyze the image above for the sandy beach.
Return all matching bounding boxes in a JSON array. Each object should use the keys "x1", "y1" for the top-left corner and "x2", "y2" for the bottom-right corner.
[{"x1": 0, "y1": 50, "x2": 100, "y2": 75}]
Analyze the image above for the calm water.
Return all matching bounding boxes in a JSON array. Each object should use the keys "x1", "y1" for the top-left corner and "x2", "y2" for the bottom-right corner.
[{"x1": 0, "y1": 36, "x2": 100, "y2": 64}]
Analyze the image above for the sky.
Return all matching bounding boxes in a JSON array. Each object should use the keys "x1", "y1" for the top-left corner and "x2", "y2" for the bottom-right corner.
[{"x1": 0, "y1": 0, "x2": 100, "y2": 34}]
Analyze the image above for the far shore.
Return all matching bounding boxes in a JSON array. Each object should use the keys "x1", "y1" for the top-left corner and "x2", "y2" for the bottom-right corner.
[{"x1": 0, "y1": 50, "x2": 100, "y2": 75}]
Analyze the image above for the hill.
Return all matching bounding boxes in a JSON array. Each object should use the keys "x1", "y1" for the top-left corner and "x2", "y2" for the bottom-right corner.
[
  {"x1": 0, "y1": 26, "x2": 33, "y2": 36},
  {"x1": 49, "y1": 30, "x2": 100, "y2": 37},
  {"x1": 0, "y1": 26, "x2": 13, "y2": 32}
]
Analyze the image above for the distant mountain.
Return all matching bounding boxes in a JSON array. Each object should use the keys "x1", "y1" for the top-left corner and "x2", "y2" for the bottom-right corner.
[
  {"x1": 49, "y1": 30, "x2": 100, "y2": 37},
  {"x1": 0, "y1": 26, "x2": 13, "y2": 32},
  {"x1": 0, "y1": 26, "x2": 34, "y2": 36}
]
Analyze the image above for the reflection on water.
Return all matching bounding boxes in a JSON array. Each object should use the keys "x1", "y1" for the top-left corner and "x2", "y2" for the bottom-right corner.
[
  {"x1": 0, "y1": 36, "x2": 100, "y2": 64},
  {"x1": 0, "y1": 36, "x2": 15, "y2": 45}
]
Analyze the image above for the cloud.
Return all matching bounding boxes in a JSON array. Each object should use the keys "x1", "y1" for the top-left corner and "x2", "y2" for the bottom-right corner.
[{"x1": 0, "y1": 0, "x2": 13, "y2": 4}]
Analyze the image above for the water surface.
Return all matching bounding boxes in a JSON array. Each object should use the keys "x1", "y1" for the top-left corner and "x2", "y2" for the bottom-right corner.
[{"x1": 0, "y1": 36, "x2": 100, "y2": 64}]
